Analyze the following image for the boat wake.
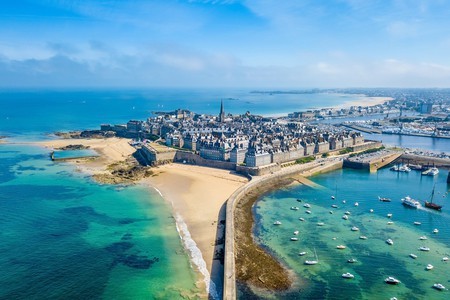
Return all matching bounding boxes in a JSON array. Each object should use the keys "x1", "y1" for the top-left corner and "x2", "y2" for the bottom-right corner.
[{"x1": 153, "y1": 187, "x2": 219, "y2": 300}]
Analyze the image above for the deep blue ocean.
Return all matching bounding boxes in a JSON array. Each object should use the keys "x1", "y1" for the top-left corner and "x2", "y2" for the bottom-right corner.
[{"x1": 0, "y1": 89, "x2": 449, "y2": 299}]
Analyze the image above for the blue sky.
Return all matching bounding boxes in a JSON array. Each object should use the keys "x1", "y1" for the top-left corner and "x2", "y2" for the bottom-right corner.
[{"x1": 1, "y1": 0, "x2": 450, "y2": 88}]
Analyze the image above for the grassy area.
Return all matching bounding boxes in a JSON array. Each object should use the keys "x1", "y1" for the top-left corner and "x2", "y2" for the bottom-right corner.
[
  {"x1": 295, "y1": 156, "x2": 315, "y2": 164},
  {"x1": 349, "y1": 146, "x2": 385, "y2": 157}
]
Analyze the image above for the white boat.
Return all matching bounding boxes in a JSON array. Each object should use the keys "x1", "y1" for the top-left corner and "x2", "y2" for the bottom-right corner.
[
  {"x1": 359, "y1": 236, "x2": 367, "y2": 240},
  {"x1": 433, "y1": 228, "x2": 439, "y2": 234},
  {"x1": 299, "y1": 217, "x2": 305, "y2": 221},
  {"x1": 426, "y1": 264, "x2": 434, "y2": 270},
  {"x1": 331, "y1": 195, "x2": 335, "y2": 200},
  {"x1": 419, "y1": 236, "x2": 427, "y2": 240},
  {"x1": 354, "y1": 202, "x2": 359, "y2": 206},
  {"x1": 414, "y1": 221, "x2": 421, "y2": 225},
  {"x1": 342, "y1": 200, "x2": 346, "y2": 204},
  {"x1": 304, "y1": 248, "x2": 319, "y2": 265},
  {"x1": 298, "y1": 252, "x2": 307, "y2": 256},
  {"x1": 409, "y1": 254, "x2": 417, "y2": 259},
  {"x1": 291, "y1": 206, "x2": 299, "y2": 210},
  {"x1": 303, "y1": 203, "x2": 311, "y2": 208},
  {"x1": 385, "y1": 277, "x2": 401, "y2": 285},
  {"x1": 386, "y1": 239, "x2": 394, "y2": 245},
  {"x1": 345, "y1": 211, "x2": 351, "y2": 215},
  {"x1": 293, "y1": 230, "x2": 299, "y2": 235},
  {"x1": 351, "y1": 226, "x2": 359, "y2": 231},
  {"x1": 342, "y1": 272, "x2": 354, "y2": 279},
  {"x1": 387, "y1": 213, "x2": 393, "y2": 218},
  {"x1": 291, "y1": 237, "x2": 299, "y2": 241},
  {"x1": 428, "y1": 167, "x2": 439, "y2": 176},
  {"x1": 331, "y1": 204, "x2": 338, "y2": 208},
  {"x1": 369, "y1": 209, "x2": 374, "y2": 213},
  {"x1": 273, "y1": 221, "x2": 282, "y2": 225},
  {"x1": 342, "y1": 215, "x2": 349, "y2": 220},
  {"x1": 419, "y1": 246, "x2": 430, "y2": 251},
  {"x1": 442, "y1": 257, "x2": 448, "y2": 261},
  {"x1": 387, "y1": 221, "x2": 394, "y2": 225},
  {"x1": 336, "y1": 245, "x2": 346, "y2": 249},
  {"x1": 317, "y1": 222, "x2": 325, "y2": 226},
  {"x1": 305, "y1": 210, "x2": 312, "y2": 214},
  {"x1": 401, "y1": 196, "x2": 421, "y2": 208},
  {"x1": 347, "y1": 258, "x2": 357, "y2": 263},
  {"x1": 433, "y1": 283, "x2": 446, "y2": 290}
]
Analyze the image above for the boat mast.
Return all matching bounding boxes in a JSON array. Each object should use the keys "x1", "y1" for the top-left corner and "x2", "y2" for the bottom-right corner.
[{"x1": 430, "y1": 184, "x2": 436, "y2": 204}]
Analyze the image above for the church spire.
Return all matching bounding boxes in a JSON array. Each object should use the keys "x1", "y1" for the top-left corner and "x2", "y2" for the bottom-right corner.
[{"x1": 219, "y1": 99, "x2": 225, "y2": 122}]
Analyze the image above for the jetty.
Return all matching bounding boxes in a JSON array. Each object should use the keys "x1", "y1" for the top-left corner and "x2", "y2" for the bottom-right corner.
[{"x1": 343, "y1": 150, "x2": 402, "y2": 172}]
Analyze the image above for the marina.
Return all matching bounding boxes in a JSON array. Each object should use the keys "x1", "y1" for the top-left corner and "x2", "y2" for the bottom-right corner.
[{"x1": 253, "y1": 166, "x2": 450, "y2": 299}]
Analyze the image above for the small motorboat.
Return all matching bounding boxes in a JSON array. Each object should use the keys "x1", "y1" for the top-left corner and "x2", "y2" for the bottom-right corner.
[
  {"x1": 359, "y1": 236, "x2": 367, "y2": 240},
  {"x1": 342, "y1": 272, "x2": 354, "y2": 279},
  {"x1": 414, "y1": 221, "x2": 421, "y2": 225},
  {"x1": 387, "y1": 213, "x2": 392, "y2": 218},
  {"x1": 409, "y1": 254, "x2": 417, "y2": 259},
  {"x1": 291, "y1": 237, "x2": 299, "y2": 241},
  {"x1": 331, "y1": 204, "x2": 338, "y2": 208},
  {"x1": 354, "y1": 202, "x2": 359, "y2": 207},
  {"x1": 329, "y1": 211, "x2": 333, "y2": 214},
  {"x1": 369, "y1": 209, "x2": 374, "y2": 213},
  {"x1": 342, "y1": 215, "x2": 349, "y2": 220},
  {"x1": 336, "y1": 245, "x2": 346, "y2": 249},
  {"x1": 426, "y1": 264, "x2": 434, "y2": 270},
  {"x1": 273, "y1": 221, "x2": 282, "y2": 225},
  {"x1": 331, "y1": 195, "x2": 335, "y2": 200},
  {"x1": 419, "y1": 236, "x2": 427, "y2": 240},
  {"x1": 433, "y1": 228, "x2": 439, "y2": 234},
  {"x1": 385, "y1": 277, "x2": 401, "y2": 285},
  {"x1": 378, "y1": 196, "x2": 391, "y2": 202},
  {"x1": 291, "y1": 206, "x2": 299, "y2": 210},
  {"x1": 293, "y1": 230, "x2": 299, "y2": 235},
  {"x1": 305, "y1": 210, "x2": 312, "y2": 214},
  {"x1": 433, "y1": 283, "x2": 446, "y2": 290},
  {"x1": 351, "y1": 226, "x2": 359, "y2": 231},
  {"x1": 387, "y1": 221, "x2": 394, "y2": 225},
  {"x1": 296, "y1": 198, "x2": 302, "y2": 202},
  {"x1": 342, "y1": 200, "x2": 346, "y2": 204},
  {"x1": 347, "y1": 258, "x2": 357, "y2": 263},
  {"x1": 299, "y1": 217, "x2": 305, "y2": 221},
  {"x1": 386, "y1": 239, "x2": 394, "y2": 245},
  {"x1": 298, "y1": 252, "x2": 307, "y2": 256},
  {"x1": 345, "y1": 211, "x2": 351, "y2": 215},
  {"x1": 419, "y1": 246, "x2": 430, "y2": 251},
  {"x1": 442, "y1": 257, "x2": 448, "y2": 262},
  {"x1": 317, "y1": 222, "x2": 325, "y2": 226},
  {"x1": 303, "y1": 203, "x2": 311, "y2": 208}
]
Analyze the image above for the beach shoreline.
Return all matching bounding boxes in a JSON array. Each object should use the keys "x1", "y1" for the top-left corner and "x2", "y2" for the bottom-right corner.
[{"x1": 34, "y1": 137, "x2": 248, "y2": 299}]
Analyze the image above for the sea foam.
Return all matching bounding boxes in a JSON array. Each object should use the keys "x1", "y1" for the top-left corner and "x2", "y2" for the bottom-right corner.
[{"x1": 153, "y1": 187, "x2": 219, "y2": 300}]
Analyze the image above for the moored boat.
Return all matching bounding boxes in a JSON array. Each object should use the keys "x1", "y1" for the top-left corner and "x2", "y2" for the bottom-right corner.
[
  {"x1": 336, "y1": 245, "x2": 346, "y2": 249},
  {"x1": 433, "y1": 228, "x2": 439, "y2": 234},
  {"x1": 299, "y1": 217, "x2": 305, "y2": 221},
  {"x1": 303, "y1": 203, "x2": 311, "y2": 208},
  {"x1": 433, "y1": 283, "x2": 446, "y2": 290},
  {"x1": 419, "y1": 246, "x2": 430, "y2": 251},
  {"x1": 409, "y1": 253, "x2": 417, "y2": 259},
  {"x1": 419, "y1": 236, "x2": 427, "y2": 240},
  {"x1": 342, "y1": 272, "x2": 354, "y2": 279},
  {"x1": 291, "y1": 237, "x2": 299, "y2": 241},
  {"x1": 273, "y1": 220, "x2": 282, "y2": 225},
  {"x1": 359, "y1": 236, "x2": 367, "y2": 240},
  {"x1": 291, "y1": 206, "x2": 299, "y2": 210},
  {"x1": 386, "y1": 239, "x2": 394, "y2": 245},
  {"x1": 414, "y1": 221, "x2": 421, "y2": 225},
  {"x1": 351, "y1": 226, "x2": 359, "y2": 231},
  {"x1": 347, "y1": 258, "x2": 357, "y2": 263},
  {"x1": 426, "y1": 264, "x2": 434, "y2": 270},
  {"x1": 305, "y1": 210, "x2": 312, "y2": 214},
  {"x1": 304, "y1": 248, "x2": 318, "y2": 265},
  {"x1": 379, "y1": 196, "x2": 391, "y2": 202},
  {"x1": 385, "y1": 277, "x2": 401, "y2": 285},
  {"x1": 298, "y1": 252, "x2": 307, "y2": 256},
  {"x1": 342, "y1": 215, "x2": 349, "y2": 220}
]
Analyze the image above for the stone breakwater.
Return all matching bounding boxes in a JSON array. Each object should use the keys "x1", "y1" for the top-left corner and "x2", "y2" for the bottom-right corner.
[{"x1": 223, "y1": 159, "x2": 343, "y2": 299}]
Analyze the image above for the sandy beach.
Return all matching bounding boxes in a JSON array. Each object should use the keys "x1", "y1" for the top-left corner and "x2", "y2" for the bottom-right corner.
[
  {"x1": 142, "y1": 164, "x2": 248, "y2": 295},
  {"x1": 37, "y1": 137, "x2": 136, "y2": 174},
  {"x1": 38, "y1": 137, "x2": 248, "y2": 297},
  {"x1": 334, "y1": 96, "x2": 393, "y2": 109}
]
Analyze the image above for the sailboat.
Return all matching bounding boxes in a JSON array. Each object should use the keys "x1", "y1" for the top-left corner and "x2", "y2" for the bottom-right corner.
[
  {"x1": 304, "y1": 248, "x2": 319, "y2": 265},
  {"x1": 424, "y1": 184, "x2": 443, "y2": 211}
]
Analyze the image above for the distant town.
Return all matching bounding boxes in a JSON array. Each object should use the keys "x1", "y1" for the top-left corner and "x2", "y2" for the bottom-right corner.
[{"x1": 75, "y1": 89, "x2": 450, "y2": 174}]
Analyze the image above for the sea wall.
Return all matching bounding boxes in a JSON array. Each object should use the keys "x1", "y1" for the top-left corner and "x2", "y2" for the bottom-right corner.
[
  {"x1": 223, "y1": 159, "x2": 343, "y2": 299},
  {"x1": 399, "y1": 154, "x2": 450, "y2": 169}
]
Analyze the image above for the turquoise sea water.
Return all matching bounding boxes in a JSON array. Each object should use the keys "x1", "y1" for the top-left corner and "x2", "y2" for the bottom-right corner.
[
  {"x1": 52, "y1": 149, "x2": 99, "y2": 159},
  {"x1": 0, "y1": 144, "x2": 199, "y2": 299},
  {"x1": 253, "y1": 168, "x2": 450, "y2": 299},
  {"x1": 1, "y1": 89, "x2": 449, "y2": 299}
]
